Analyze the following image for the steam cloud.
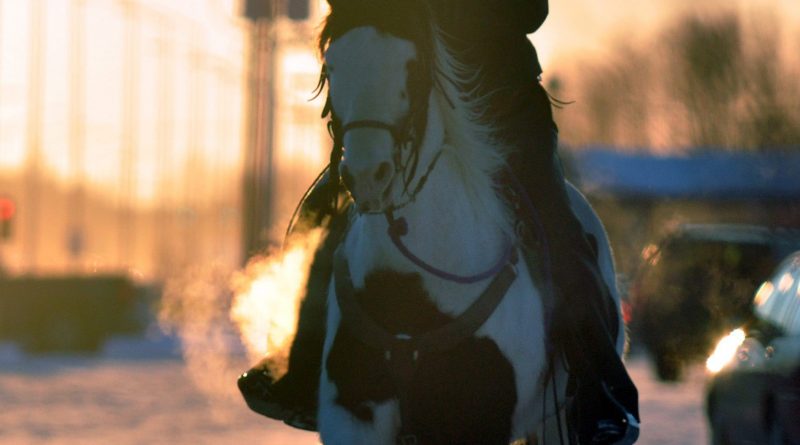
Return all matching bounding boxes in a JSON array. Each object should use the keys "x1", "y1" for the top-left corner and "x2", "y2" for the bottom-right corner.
[{"x1": 157, "y1": 228, "x2": 326, "y2": 414}]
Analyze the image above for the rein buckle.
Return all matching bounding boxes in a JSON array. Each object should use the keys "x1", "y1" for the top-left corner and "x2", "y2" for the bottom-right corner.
[
  {"x1": 385, "y1": 335, "x2": 420, "y2": 392},
  {"x1": 384, "y1": 334, "x2": 419, "y2": 364}
]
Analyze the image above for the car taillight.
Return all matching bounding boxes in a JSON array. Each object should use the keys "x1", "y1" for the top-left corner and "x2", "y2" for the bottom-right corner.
[{"x1": 621, "y1": 301, "x2": 633, "y2": 325}]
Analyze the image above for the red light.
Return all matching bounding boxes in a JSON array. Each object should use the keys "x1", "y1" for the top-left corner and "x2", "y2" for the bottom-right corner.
[
  {"x1": 0, "y1": 197, "x2": 15, "y2": 220},
  {"x1": 621, "y1": 301, "x2": 633, "y2": 326}
]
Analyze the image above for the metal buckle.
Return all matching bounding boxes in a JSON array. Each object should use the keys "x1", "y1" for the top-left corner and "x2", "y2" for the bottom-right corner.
[{"x1": 385, "y1": 334, "x2": 419, "y2": 363}]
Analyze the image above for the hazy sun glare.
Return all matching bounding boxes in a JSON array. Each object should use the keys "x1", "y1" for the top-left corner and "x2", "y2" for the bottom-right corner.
[{"x1": 0, "y1": 0, "x2": 245, "y2": 205}]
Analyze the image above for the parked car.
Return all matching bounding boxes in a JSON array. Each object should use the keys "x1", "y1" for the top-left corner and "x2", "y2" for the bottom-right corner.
[
  {"x1": 630, "y1": 224, "x2": 800, "y2": 381},
  {"x1": 0, "y1": 275, "x2": 148, "y2": 353},
  {"x1": 705, "y1": 251, "x2": 800, "y2": 445}
]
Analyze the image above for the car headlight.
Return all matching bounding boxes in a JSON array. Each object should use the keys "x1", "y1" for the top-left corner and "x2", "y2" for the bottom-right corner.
[{"x1": 706, "y1": 328, "x2": 746, "y2": 373}]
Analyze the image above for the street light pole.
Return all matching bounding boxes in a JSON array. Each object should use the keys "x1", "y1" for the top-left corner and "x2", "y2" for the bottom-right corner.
[
  {"x1": 68, "y1": 0, "x2": 87, "y2": 271},
  {"x1": 24, "y1": 0, "x2": 45, "y2": 274},
  {"x1": 239, "y1": 0, "x2": 314, "y2": 263},
  {"x1": 241, "y1": 0, "x2": 277, "y2": 262},
  {"x1": 119, "y1": 0, "x2": 141, "y2": 274}
]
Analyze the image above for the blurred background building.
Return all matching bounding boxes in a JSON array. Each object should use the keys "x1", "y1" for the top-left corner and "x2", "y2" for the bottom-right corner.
[
  {"x1": 0, "y1": 0, "x2": 328, "y2": 282},
  {"x1": 0, "y1": 0, "x2": 798, "y2": 284}
]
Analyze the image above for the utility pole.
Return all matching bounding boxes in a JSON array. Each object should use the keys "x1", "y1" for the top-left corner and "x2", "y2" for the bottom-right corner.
[
  {"x1": 0, "y1": 0, "x2": 4, "y2": 174},
  {"x1": 24, "y1": 0, "x2": 45, "y2": 274},
  {"x1": 119, "y1": 0, "x2": 140, "y2": 273},
  {"x1": 68, "y1": 0, "x2": 87, "y2": 271},
  {"x1": 239, "y1": 0, "x2": 314, "y2": 264},
  {"x1": 154, "y1": 13, "x2": 175, "y2": 279},
  {"x1": 184, "y1": 29, "x2": 205, "y2": 266},
  {"x1": 241, "y1": 0, "x2": 278, "y2": 262}
]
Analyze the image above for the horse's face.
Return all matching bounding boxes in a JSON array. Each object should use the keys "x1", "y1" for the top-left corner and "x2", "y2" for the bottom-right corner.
[{"x1": 325, "y1": 26, "x2": 417, "y2": 213}]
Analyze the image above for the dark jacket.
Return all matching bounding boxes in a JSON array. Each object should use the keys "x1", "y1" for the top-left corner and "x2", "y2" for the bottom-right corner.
[{"x1": 430, "y1": 0, "x2": 549, "y2": 144}]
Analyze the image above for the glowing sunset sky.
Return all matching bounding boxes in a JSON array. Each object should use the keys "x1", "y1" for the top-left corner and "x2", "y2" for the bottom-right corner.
[
  {"x1": 0, "y1": 0, "x2": 245, "y2": 204},
  {"x1": 532, "y1": 0, "x2": 800, "y2": 69},
  {"x1": 1, "y1": 0, "x2": 798, "y2": 181}
]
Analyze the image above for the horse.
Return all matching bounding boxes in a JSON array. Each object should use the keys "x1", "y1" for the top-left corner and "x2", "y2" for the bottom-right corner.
[{"x1": 315, "y1": 5, "x2": 625, "y2": 444}]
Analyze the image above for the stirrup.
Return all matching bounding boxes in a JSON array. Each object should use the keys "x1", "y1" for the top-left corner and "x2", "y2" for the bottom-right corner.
[
  {"x1": 237, "y1": 367, "x2": 319, "y2": 431},
  {"x1": 615, "y1": 412, "x2": 640, "y2": 445},
  {"x1": 237, "y1": 368, "x2": 291, "y2": 422},
  {"x1": 590, "y1": 412, "x2": 639, "y2": 445}
]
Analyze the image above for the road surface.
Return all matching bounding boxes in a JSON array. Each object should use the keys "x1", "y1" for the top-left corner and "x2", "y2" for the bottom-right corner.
[{"x1": 0, "y1": 337, "x2": 708, "y2": 444}]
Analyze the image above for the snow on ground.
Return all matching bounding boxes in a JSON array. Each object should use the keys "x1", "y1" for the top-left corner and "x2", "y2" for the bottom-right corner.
[
  {"x1": 0, "y1": 338, "x2": 708, "y2": 445},
  {"x1": 630, "y1": 354, "x2": 709, "y2": 445}
]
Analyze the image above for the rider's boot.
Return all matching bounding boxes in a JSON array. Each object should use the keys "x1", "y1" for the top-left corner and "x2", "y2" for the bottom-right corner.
[
  {"x1": 237, "y1": 268, "x2": 328, "y2": 431},
  {"x1": 238, "y1": 356, "x2": 318, "y2": 430},
  {"x1": 553, "y1": 252, "x2": 640, "y2": 445}
]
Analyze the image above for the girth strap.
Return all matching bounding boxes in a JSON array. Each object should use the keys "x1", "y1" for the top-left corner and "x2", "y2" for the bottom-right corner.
[
  {"x1": 334, "y1": 247, "x2": 518, "y2": 355},
  {"x1": 333, "y1": 247, "x2": 518, "y2": 444}
]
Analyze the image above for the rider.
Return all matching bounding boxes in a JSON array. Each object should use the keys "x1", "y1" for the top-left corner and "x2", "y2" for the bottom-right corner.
[{"x1": 238, "y1": 1, "x2": 640, "y2": 444}]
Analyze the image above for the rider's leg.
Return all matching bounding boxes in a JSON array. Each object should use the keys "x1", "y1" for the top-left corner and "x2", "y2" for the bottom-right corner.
[
  {"x1": 505, "y1": 81, "x2": 639, "y2": 444},
  {"x1": 238, "y1": 174, "x2": 344, "y2": 431}
]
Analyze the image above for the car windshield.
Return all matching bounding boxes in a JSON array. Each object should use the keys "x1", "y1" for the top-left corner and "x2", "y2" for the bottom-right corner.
[
  {"x1": 639, "y1": 239, "x2": 775, "y2": 321},
  {"x1": 755, "y1": 255, "x2": 800, "y2": 334}
]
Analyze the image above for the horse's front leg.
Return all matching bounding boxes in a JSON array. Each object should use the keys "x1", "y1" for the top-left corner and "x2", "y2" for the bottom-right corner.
[{"x1": 317, "y1": 283, "x2": 400, "y2": 445}]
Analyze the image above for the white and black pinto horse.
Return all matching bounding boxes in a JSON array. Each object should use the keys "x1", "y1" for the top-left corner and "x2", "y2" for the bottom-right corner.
[{"x1": 316, "y1": 8, "x2": 625, "y2": 445}]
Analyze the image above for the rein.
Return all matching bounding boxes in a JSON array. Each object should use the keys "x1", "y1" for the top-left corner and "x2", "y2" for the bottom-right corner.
[
  {"x1": 338, "y1": 116, "x2": 515, "y2": 285},
  {"x1": 386, "y1": 209, "x2": 517, "y2": 284},
  {"x1": 334, "y1": 247, "x2": 518, "y2": 356},
  {"x1": 340, "y1": 118, "x2": 514, "y2": 284}
]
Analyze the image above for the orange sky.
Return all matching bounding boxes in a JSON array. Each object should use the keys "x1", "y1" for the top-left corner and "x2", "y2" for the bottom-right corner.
[
  {"x1": 532, "y1": 0, "x2": 800, "y2": 71},
  {"x1": 0, "y1": 0, "x2": 246, "y2": 204},
  {"x1": 2, "y1": 0, "x2": 798, "y2": 180}
]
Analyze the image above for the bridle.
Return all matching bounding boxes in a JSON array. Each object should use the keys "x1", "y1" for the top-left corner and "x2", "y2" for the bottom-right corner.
[
  {"x1": 322, "y1": 65, "x2": 516, "y2": 285},
  {"x1": 321, "y1": 56, "x2": 441, "y2": 215},
  {"x1": 317, "y1": 29, "x2": 516, "y2": 284},
  {"x1": 338, "y1": 118, "x2": 442, "y2": 214}
]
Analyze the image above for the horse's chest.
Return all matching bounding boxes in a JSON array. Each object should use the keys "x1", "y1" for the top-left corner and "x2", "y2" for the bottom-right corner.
[{"x1": 325, "y1": 270, "x2": 518, "y2": 444}]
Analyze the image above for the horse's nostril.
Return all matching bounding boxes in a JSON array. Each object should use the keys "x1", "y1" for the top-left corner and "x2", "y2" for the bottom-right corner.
[{"x1": 374, "y1": 162, "x2": 392, "y2": 184}]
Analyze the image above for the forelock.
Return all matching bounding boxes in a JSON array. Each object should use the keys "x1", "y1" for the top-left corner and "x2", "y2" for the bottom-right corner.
[{"x1": 318, "y1": 0, "x2": 434, "y2": 60}]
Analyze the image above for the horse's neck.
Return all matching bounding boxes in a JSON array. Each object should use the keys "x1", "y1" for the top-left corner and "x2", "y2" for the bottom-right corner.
[
  {"x1": 396, "y1": 152, "x2": 509, "y2": 272},
  {"x1": 348, "y1": 149, "x2": 511, "y2": 313},
  {"x1": 345, "y1": 89, "x2": 513, "y2": 310}
]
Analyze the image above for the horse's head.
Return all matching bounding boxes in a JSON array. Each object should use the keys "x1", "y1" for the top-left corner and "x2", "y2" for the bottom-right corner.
[
  {"x1": 320, "y1": 1, "x2": 438, "y2": 214},
  {"x1": 325, "y1": 28, "x2": 417, "y2": 213}
]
